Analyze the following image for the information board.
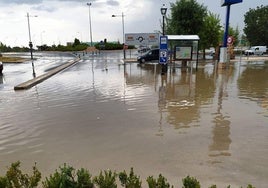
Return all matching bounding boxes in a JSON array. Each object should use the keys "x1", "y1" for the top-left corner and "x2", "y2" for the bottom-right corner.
[
  {"x1": 174, "y1": 46, "x2": 193, "y2": 60},
  {"x1": 125, "y1": 33, "x2": 159, "y2": 46}
]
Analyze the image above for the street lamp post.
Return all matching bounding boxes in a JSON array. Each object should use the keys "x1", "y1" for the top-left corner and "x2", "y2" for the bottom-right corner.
[
  {"x1": 160, "y1": 4, "x2": 167, "y2": 35},
  {"x1": 160, "y1": 4, "x2": 167, "y2": 75},
  {"x1": 27, "y1": 12, "x2": 37, "y2": 76},
  {"x1": 112, "y1": 12, "x2": 126, "y2": 59},
  {"x1": 87, "y1": 2, "x2": 93, "y2": 46}
]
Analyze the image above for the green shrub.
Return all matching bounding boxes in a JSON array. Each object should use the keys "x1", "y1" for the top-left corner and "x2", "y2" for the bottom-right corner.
[
  {"x1": 0, "y1": 162, "x2": 257, "y2": 188},
  {"x1": 119, "y1": 167, "x2": 142, "y2": 188},
  {"x1": 208, "y1": 185, "x2": 217, "y2": 188},
  {"x1": 42, "y1": 163, "x2": 93, "y2": 188},
  {"x1": 182, "y1": 176, "x2": 200, "y2": 188},
  {"x1": 93, "y1": 170, "x2": 117, "y2": 188},
  {"x1": 76, "y1": 168, "x2": 94, "y2": 188},
  {"x1": 147, "y1": 174, "x2": 172, "y2": 188},
  {"x1": 42, "y1": 163, "x2": 76, "y2": 188},
  {"x1": 0, "y1": 161, "x2": 41, "y2": 188}
]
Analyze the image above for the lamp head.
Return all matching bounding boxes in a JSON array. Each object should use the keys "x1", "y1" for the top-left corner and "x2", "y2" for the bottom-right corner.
[{"x1": 161, "y1": 4, "x2": 167, "y2": 16}]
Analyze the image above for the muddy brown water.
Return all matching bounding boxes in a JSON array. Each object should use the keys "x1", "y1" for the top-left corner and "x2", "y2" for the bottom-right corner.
[{"x1": 0, "y1": 54, "x2": 267, "y2": 187}]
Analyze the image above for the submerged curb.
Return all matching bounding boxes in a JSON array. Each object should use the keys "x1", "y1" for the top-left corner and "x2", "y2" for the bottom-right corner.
[{"x1": 14, "y1": 58, "x2": 80, "y2": 90}]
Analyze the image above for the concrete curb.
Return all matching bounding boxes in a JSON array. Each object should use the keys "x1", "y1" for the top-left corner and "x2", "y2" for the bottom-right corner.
[{"x1": 14, "y1": 58, "x2": 80, "y2": 90}]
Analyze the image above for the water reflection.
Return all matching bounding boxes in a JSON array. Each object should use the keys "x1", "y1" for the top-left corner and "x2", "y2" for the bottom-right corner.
[
  {"x1": 209, "y1": 71, "x2": 231, "y2": 158},
  {"x1": 238, "y1": 62, "x2": 268, "y2": 116},
  {"x1": 1, "y1": 53, "x2": 268, "y2": 187},
  {"x1": 0, "y1": 74, "x2": 3, "y2": 85}
]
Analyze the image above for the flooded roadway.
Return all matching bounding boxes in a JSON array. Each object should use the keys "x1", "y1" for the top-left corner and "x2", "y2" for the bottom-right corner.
[{"x1": 0, "y1": 51, "x2": 268, "y2": 187}]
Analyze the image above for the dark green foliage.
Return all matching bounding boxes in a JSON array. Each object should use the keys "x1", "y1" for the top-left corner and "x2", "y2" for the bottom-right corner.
[
  {"x1": 118, "y1": 167, "x2": 142, "y2": 188},
  {"x1": 42, "y1": 164, "x2": 94, "y2": 188},
  {"x1": 167, "y1": 0, "x2": 207, "y2": 35},
  {"x1": 146, "y1": 174, "x2": 172, "y2": 188},
  {"x1": 76, "y1": 168, "x2": 94, "y2": 188},
  {"x1": 42, "y1": 163, "x2": 76, "y2": 188},
  {"x1": 208, "y1": 185, "x2": 217, "y2": 188},
  {"x1": 0, "y1": 162, "x2": 257, "y2": 188},
  {"x1": 199, "y1": 11, "x2": 222, "y2": 59},
  {"x1": 244, "y1": 5, "x2": 268, "y2": 46},
  {"x1": 93, "y1": 170, "x2": 117, "y2": 188},
  {"x1": 182, "y1": 176, "x2": 200, "y2": 188},
  {"x1": 0, "y1": 161, "x2": 41, "y2": 188},
  {"x1": 95, "y1": 42, "x2": 123, "y2": 50}
]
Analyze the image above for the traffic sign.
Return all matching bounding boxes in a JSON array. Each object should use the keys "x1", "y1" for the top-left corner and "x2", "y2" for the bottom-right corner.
[
  {"x1": 227, "y1": 36, "x2": 234, "y2": 45},
  {"x1": 159, "y1": 49, "x2": 168, "y2": 64},
  {"x1": 159, "y1": 36, "x2": 168, "y2": 64}
]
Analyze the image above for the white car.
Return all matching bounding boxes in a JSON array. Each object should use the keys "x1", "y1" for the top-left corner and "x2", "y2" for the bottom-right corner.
[{"x1": 244, "y1": 46, "x2": 267, "y2": 55}]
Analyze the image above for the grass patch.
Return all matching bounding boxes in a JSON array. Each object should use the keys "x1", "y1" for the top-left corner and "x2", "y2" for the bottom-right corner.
[{"x1": 0, "y1": 56, "x2": 30, "y2": 63}]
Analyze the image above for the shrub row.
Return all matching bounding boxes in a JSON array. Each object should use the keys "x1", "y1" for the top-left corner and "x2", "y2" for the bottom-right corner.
[{"x1": 0, "y1": 161, "x2": 255, "y2": 188}]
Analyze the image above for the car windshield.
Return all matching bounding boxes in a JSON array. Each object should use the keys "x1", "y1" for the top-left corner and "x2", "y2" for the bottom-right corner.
[{"x1": 144, "y1": 50, "x2": 152, "y2": 55}]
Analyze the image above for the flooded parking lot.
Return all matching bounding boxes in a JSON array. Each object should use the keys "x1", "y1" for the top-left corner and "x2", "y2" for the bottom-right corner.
[{"x1": 0, "y1": 51, "x2": 268, "y2": 187}]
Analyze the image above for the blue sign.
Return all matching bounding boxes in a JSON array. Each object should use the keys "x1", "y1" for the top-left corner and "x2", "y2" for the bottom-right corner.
[
  {"x1": 159, "y1": 36, "x2": 168, "y2": 64},
  {"x1": 221, "y1": 0, "x2": 242, "y2": 6}
]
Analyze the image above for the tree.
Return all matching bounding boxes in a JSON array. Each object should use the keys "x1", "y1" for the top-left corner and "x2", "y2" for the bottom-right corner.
[
  {"x1": 244, "y1": 5, "x2": 268, "y2": 46},
  {"x1": 73, "y1": 38, "x2": 81, "y2": 47},
  {"x1": 199, "y1": 11, "x2": 222, "y2": 59},
  {"x1": 166, "y1": 0, "x2": 207, "y2": 35},
  {"x1": 229, "y1": 26, "x2": 240, "y2": 46}
]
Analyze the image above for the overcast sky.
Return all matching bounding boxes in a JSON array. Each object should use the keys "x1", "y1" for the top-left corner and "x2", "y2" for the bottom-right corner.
[{"x1": 0, "y1": 0, "x2": 267, "y2": 47}]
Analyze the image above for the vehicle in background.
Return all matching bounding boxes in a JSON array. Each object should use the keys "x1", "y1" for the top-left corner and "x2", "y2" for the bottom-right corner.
[
  {"x1": 244, "y1": 46, "x2": 267, "y2": 55},
  {"x1": 0, "y1": 62, "x2": 3, "y2": 74},
  {"x1": 138, "y1": 46, "x2": 151, "y2": 53},
  {"x1": 137, "y1": 48, "x2": 159, "y2": 63}
]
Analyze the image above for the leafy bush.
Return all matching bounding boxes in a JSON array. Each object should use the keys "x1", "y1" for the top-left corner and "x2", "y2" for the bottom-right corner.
[
  {"x1": 93, "y1": 170, "x2": 117, "y2": 188},
  {"x1": 0, "y1": 162, "x2": 257, "y2": 188},
  {"x1": 76, "y1": 168, "x2": 94, "y2": 188},
  {"x1": 147, "y1": 174, "x2": 172, "y2": 188},
  {"x1": 42, "y1": 163, "x2": 93, "y2": 188},
  {"x1": 119, "y1": 167, "x2": 142, "y2": 188},
  {"x1": 182, "y1": 176, "x2": 200, "y2": 188},
  {"x1": 0, "y1": 161, "x2": 41, "y2": 188}
]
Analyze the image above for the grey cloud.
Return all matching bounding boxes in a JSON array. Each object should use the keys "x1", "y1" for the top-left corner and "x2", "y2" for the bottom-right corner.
[
  {"x1": 106, "y1": 0, "x2": 119, "y2": 6},
  {"x1": 32, "y1": 4, "x2": 56, "y2": 12},
  {"x1": 0, "y1": 0, "x2": 42, "y2": 4}
]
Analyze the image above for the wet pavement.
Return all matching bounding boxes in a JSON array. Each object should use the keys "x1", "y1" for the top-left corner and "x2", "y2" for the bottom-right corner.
[{"x1": 0, "y1": 51, "x2": 268, "y2": 187}]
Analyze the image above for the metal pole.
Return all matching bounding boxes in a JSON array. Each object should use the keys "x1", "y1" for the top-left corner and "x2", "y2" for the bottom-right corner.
[
  {"x1": 223, "y1": 5, "x2": 231, "y2": 47},
  {"x1": 87, "y1": 2, "x2": 93, "y2": 46},
  {"x1": 162, "y1": 15, "x2": 165, "y2": 35},
  {"x1": 219, "y1": 4, "x2": 231, "y2": 65},
  {"x1": 27, "y1": 13, "x2": 33, "y2": 60},
  {"x1": 122, "y1": 12, "x2": 126, "y2": 59}
]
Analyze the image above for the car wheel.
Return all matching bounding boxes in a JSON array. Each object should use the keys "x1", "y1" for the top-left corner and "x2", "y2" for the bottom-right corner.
[{"x1": 141, "y1": 58, "x2": 146, "y2": 63}]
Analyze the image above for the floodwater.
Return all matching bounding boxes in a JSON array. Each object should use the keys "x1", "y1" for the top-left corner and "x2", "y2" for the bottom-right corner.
[{"x1": 0, "y1": 52, "x2": 268, "y2": 187}]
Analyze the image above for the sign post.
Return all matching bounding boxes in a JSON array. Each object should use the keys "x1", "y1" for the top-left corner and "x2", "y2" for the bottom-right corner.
[
  {"x1": 159, "y1": 36, "x2": 168, "y2": 65},
  {"x1": 219, "y1": 0, "x2": 242, "y2": 68}
]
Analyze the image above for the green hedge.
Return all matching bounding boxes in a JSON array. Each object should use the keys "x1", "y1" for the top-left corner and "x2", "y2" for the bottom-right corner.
[{"x1": 0, "y1": 161, "x2": 255, "y2": 188}]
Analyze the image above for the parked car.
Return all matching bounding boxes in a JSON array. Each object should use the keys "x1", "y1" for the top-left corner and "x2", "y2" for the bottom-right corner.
[
  {"x1": 138, "y1": 46, "x2": 151, "y2": 53},
  {"x1": 137, "y1": 48, "x2": 159, "y2": 63},
  {"x1": 0, "y1": 62, "x2": 3, "y2": 74},
  {"x1": 244, "y1": 46, "x2": 267, "y2": 55}
]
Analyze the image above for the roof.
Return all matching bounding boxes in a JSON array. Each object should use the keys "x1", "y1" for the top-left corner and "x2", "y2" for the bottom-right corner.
[{"x1": 166, "y1": 35, "x2": 200, "y2": 41}]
